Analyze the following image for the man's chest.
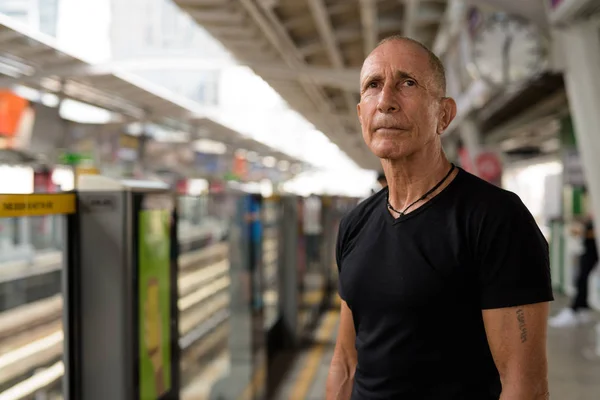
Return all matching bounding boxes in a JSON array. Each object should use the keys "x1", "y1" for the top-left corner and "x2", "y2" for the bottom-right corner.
[{"x1": 339, "y1": 223, "x2": 476, "y2": 311}]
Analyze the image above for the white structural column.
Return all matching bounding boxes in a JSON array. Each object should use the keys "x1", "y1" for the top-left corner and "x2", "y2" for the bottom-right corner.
[
  {"x1": 403, "y1": 0, "x2": 419, "y2": 39},
  {"x1": 359, "y1": 0, "x2": 378, "y2": 57},
  {"x1": 559, "y1": 20, "x2": 600, "y2": 251}
]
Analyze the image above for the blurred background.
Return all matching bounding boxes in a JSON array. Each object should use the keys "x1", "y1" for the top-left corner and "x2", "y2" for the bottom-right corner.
[{"x1": 0, "y1": 0, "x2": 599, "y2": 399}]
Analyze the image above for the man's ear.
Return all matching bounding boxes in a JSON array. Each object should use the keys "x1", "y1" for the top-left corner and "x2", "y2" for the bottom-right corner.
[
  {"x1": 357, "y1": 103, "x2": 362, "y2": 125},
  {"x1": 437, "y1": 97, "x2": 457, "y2": 135}
]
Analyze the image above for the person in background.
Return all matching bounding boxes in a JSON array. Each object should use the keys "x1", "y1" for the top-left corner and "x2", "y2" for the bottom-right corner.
[
  {"x1": 359, "y1": 172, "x2": 388, "y2": 204},
  {"x1": 303, "y1": 193, "x2": 323, "y2": 270},
  {"x1": 550, "y1": 213, "x2": 598, "y2": 327},
  {"x1": 377, "y1": 171, "x2": 387, "y2": 189}
]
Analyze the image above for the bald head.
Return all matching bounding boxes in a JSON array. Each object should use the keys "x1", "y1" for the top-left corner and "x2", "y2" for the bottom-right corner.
[{"x1": 364, "y1": 35, "x2": 447, "y2": 96}]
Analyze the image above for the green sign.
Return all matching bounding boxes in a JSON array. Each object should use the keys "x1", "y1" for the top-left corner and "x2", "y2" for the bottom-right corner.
[
  {"x1": 139, "y1": 209, "x2": 172, "y2": 399},
  {"x1": 59, "y1": 152, "x2": 90, "y2": 166}
]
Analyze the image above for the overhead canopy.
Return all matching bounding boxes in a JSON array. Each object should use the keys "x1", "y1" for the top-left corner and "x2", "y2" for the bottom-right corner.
[
  {"x1": 0, "y1": 13, "x2": 305, "y2": 171},
  {"x1": 175, "y1": 0, "x2": 451, "y2": 170},
  {"x1": 0, "y1": 13, "x2": 208, "y2": 122}
]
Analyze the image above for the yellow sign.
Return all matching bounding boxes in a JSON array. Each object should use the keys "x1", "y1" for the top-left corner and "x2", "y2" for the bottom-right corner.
[
  {"x1": 76, "y1": 166, "x2": 99, "y2": 176},
  {"x1": 0, "y1": 194, "x2": 76, "y2": 217}
]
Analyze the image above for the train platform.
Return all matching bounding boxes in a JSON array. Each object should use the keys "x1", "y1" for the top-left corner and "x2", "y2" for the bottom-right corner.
[{"x1": 272, "y1": 295, "x2": 600, "y2": 400}]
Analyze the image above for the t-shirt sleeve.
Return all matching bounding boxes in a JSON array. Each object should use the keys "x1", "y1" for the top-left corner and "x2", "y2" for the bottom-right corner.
[
  {"x1": 476, "y1": 194, "x2": 554, "y2": 310},
  {"x1": 335, "y1": 217, "x2": 348, "y2": 301}
]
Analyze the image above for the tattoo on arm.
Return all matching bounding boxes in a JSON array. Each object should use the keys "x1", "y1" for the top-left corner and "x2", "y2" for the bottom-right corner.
[{"x1": 516, "y1": 309, "x2": 528, "y2": 343}]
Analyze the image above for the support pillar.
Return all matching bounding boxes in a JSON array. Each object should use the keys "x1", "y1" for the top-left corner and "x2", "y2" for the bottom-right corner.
[{"x1": 559, "y1": 19, "x2": 600, "y2": 252}]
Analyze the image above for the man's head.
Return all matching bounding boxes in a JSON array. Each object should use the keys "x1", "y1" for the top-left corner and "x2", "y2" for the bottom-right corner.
[{"x1": 357, "y1": 35, "x2": 457, "y2": 160}]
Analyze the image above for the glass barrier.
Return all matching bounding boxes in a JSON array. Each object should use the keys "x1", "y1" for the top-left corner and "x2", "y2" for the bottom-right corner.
[
  {"x1": 0, "y1": 194, "x2": 236, "y2": 400},
  {"x1": 177, "y1": 193, "x2": 234, "y2": 399},
  {"x1": 0, "y1": 193, "x2": 355, "y2": 400},
  {"x1": 262, "y1": 197, "x2": 281, "y2": 330},
  {"x1": 0, "y1": 214, "x2": 66, "y2": 399},
  {"x1": 0, "y1": 216, "x2": 64, "y2": 264}
]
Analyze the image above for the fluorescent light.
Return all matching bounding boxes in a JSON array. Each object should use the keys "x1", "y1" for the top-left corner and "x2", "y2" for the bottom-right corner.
[
  {"x1": 40, "y1": 93, "x2": 60, "y2": 107},
  {"x1": 0, "y1": 165, "x2": 34, "y2": 194},
  {"x1": 193, "y1": 139, "x2": 227, "y2": 155},
  {"x1": 277, "y1": 160, "x2": 289, "y2": 171},
  {"x1": 260, "y1": 179, "x2": 273, "y2": 197},
  {"x1": 234, "y1": 149, "x2": 247, "y2": 158},
  {"x1": 262, "y1": 156, "x2": 276, "y2": 168},
  {"x1": 188, "y1": 179, "x2": 208, "y2": 195}
]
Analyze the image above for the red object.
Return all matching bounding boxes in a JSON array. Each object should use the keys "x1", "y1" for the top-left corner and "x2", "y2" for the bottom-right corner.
[
  {"x1": 175, "y1": 179, "x2": 188, "y2": 195},
  {"x1": 232, "y1": 154, "x2": 247, "y2": 178},
  {"x1": 0, "y1": 91, "x2": 28, "y2": 138},
  {"x1": 475, "y1": 152, "x2": 502, "y2": 183}
]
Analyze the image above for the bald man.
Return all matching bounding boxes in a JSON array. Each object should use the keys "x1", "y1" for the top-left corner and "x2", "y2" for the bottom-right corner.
[{"x1": 326, "y1": 36, "x2": 552, "y2": 400}]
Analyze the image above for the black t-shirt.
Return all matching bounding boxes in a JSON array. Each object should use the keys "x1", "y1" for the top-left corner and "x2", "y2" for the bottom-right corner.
[{"x1": 336, "y1": 168, "x2": 553, "y2": 399}]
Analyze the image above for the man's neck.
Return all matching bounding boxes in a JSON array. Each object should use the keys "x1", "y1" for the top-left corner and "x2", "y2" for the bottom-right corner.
[{"x1": 383, "y1": 146, "x2": 453, "y2": 214}]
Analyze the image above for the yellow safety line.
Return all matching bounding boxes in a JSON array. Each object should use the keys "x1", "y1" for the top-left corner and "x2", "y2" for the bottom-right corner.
[
  {"x1": 289, "y1": 309, "x2": 339, "y2": 400},
  {"x1": 238, "y1": 357, "x2": 267, "y2": 400}
]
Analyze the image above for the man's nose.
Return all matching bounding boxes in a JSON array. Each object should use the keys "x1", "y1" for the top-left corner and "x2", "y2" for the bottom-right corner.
[{"x1": 377, "y1": 84, "x2": 399, "y2": 113}]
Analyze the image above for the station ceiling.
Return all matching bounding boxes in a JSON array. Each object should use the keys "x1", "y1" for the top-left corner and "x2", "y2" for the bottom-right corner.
[
  {"x1": 174, "y1": 0, "x2": 562, "y2": 170},
  {"x1": 175, "y1": 0, "x2": 451, "y2": 170}
]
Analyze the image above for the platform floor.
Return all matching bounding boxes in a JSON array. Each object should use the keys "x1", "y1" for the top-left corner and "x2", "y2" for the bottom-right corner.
[{"x1": 274, "y1": 295, "x2": 600, "y2": 400}]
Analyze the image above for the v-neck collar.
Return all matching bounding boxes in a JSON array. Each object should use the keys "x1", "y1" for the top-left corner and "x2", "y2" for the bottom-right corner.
[{"x1": 382, "y1": 167, "x2": 464, "y2": 225}]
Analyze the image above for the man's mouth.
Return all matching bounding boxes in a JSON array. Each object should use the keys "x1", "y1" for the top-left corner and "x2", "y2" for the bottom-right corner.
[{"x1": 375, "y1": 127, "x2": 407, "y2": 133}]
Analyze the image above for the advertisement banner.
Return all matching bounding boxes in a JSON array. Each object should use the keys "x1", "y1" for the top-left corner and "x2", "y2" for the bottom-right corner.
[{"x1": 138, "y1": 208, "x2": 172, "y2": 399}]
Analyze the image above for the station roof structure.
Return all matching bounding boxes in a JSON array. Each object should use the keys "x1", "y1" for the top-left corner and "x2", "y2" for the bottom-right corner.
[
  {"x1": 0, "y1": 13, "x2": 303, "y2": 169},
  {"x1": 175, "y1": 0, "x2": 452, "y2": 170},
  {"x1": 175, "y1": 0, "x2": 569, "y2": 167}
]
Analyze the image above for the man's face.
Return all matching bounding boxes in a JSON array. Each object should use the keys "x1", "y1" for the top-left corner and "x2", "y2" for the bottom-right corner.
[{"x1": 357, "y1": 40, "x2": 453, "y2": 160}]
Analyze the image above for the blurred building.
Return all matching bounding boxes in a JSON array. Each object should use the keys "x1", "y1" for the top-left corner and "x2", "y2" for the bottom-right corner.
[
  {"x1": 109, "y1": 0, "x2": 231, "y2": 106},
  {"x1": 0, "y1": 0, "x2": 60, "y2": 35}
]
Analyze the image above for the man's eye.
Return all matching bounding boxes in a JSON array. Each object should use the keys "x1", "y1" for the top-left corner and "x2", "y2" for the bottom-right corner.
[
  {"x1": 368, "y1": 82, "x2": 378, "y2": 88},
  {"x1": 404, "y1": 80, "x2": 416, "y2": 87}
]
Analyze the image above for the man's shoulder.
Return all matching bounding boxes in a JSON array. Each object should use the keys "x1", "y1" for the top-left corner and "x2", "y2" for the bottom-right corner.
[
  {"x1": 456, "y1": 169, "x2": 533, "y2": 228},
  {"x1": 457, "y1": 169, "x2": 524, "y2": 212}
]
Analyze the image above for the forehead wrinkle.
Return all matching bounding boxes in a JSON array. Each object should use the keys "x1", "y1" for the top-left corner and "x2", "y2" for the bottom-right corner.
[{"x1": 361, "y1": 39, "x2": 444, "y2": 96}]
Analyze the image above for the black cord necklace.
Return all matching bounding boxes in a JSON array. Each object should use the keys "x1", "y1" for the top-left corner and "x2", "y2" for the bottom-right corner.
[{"x1": 386, "y1": 163, "x2": 455, "y2": 217}]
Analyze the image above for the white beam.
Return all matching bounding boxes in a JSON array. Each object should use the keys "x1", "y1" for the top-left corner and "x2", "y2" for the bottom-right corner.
[
  {"x1": 237, "y1": 0, "x2": 348, "y2": 118},
  {"x1": 403, "y1": 0, "x2": 419, "y2": 39},
  {"x1": 415, "y1": 2, "x2": 445, "y2": 24},
  {"x1": 298, "y1": 18, "x2": 406, "y2": 58},
  {"x1": 308, "y1": 0, "x2": 344, "y2": 67},
  {"x1": 359, "y1": 0, "x2": 378, "y2": 57},
  {"x1": 432, "y1": 0, "x2": 465, "y2": 57},
  {"x1": 307, "y1": 0, "x2": 358, "y2": 117}
]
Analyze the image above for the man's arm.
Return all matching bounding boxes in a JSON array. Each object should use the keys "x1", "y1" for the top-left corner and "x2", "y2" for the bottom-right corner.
[
  {"x1": 326, "y1": 300, "x2": 357, "y2": 400},
  {"x1": 482, "y1": 302, "x2": 550, "y2": 399}
]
